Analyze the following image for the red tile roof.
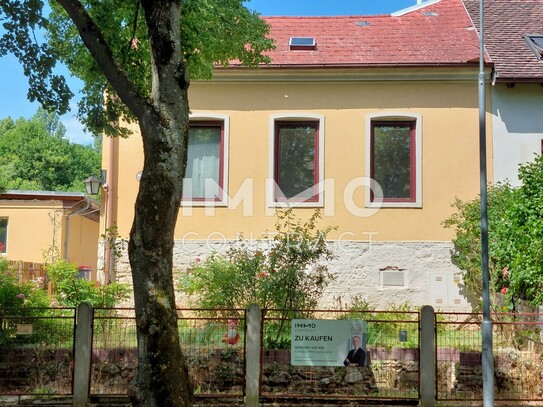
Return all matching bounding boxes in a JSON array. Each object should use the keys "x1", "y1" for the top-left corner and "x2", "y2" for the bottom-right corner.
[
  {"x1": 463, "y1": 0, "x2": 543, "y2": 81},
  {"x1": 243, "y1": 0, "x2": 481, "y2": 67}
]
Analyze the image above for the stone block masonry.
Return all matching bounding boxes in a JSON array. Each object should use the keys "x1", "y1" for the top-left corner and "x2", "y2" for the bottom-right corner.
[{"x1": 100, "y1": 239, "x2": 471, "y2": 311}]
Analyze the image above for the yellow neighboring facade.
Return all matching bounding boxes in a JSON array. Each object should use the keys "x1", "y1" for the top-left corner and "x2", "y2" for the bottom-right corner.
[{"x1": 0, "y1": 191, "x2": 100, "y2": 278}]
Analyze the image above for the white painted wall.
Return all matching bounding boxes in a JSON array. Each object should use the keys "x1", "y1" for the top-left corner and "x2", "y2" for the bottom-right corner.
[
  {"x1": 492, "y1": 83, "x2": 543, "y2": 186},
  {"x1": 108, "y1": 240, "x2": 473, "y2": 311}
]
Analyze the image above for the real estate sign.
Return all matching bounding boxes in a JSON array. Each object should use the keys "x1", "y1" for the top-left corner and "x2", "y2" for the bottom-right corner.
[{"x1": 291, "y1": 319, "x2": 366, "y2": 366}]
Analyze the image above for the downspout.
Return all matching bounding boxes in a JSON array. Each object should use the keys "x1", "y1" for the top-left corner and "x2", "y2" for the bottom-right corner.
[
  {"x1": 104, "y1": 135, "x2": 118, "y2": 284},
  {"x1": 64, "y1": 198, "x2": 91, "y2": 263}
]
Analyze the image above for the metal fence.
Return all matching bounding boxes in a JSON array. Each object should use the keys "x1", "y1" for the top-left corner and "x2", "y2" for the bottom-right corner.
[
  {"x1": 260, "y1": 309, "x2": 420, "y2": 401},
  {"x1": 436, "y1": 312, "x2": 543, "y2": 403},
  {"x1": 90, "y1": 307, "x2": 246, "y2": 399},
  {"x1": 0, "y1": 307, "x2": 76, "y2": 403},
  {"x1": 3, "y1": 305, "x2": 543, "y2": 405}
]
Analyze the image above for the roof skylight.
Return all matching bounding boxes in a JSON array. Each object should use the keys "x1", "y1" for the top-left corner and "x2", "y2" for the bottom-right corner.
[
  {"x1": 525, "y1": 34, "x2": 543, "y2": 60},
  {"x1": 289, "y1": 37, "x2": 316, "y2": 51}
]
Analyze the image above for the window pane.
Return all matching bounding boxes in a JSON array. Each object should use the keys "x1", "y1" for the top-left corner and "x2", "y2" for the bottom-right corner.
[
  {"x1": 372, "y1": 123, "x2": 413, "y2": 200},
  {"x1": 183, "y1": 125, "x2": 221, "y2": 199},
  {"x1": 0, "y1": 218, "x2": 7, "y2": 254},
  {"x1": 276, "y1": 123, "x2": 317, "y2": 200}
]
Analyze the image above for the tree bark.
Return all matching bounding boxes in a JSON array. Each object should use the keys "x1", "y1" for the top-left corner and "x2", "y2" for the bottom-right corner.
[
  {"x1": 127, "y1": 1, "x2": 192, "y2": 406},
  {"x1": 54, "y1": 1, "x2": 193, "y2": 405}
]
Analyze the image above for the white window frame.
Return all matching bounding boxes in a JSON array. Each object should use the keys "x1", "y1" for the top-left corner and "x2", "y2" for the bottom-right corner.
[
  {"x1": 365, "y1": 112, "x2": 422, "y2": 208},
  {"x1": 181, "y1": 112, "x2": 230, "y2": 207},
  {"x1": 268, "y1": 113, "x2": 325, "y2": 208}
]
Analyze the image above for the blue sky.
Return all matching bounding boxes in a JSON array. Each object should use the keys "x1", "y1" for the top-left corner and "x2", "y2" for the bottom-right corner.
[{"x1": 0, "y1": 1, "x2": 419, "y2": 145}]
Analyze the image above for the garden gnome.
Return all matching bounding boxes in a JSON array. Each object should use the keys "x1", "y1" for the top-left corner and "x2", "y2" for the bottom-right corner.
[{"x1": 222, "y1": 319, "x2": 240, "y2": 345}]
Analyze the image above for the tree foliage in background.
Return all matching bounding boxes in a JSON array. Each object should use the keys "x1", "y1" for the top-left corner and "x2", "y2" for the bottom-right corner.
[
  {"x1": 444, "y1": 155, "x2": 543, "y2": 307},
  {"x1": 0, "y1": 108, "x2": 100, "y2": 192},
  {"x1": 1, "y1": 1, "x2": 273, "y2": 405}
]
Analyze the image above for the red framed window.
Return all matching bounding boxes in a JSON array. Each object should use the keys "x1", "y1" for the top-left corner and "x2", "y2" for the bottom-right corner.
[
  {"x1": 0, "y1": 218, "x2": 7, "y2": 254},
  {"x1": 370, "y1": 121, "x2": 416, "y2": 202},
  {"x1": 182, "y1": 121, "x2": 224, "y2": 202},
  {"x1": 274, "y1": 121, "x2": 319, "y2": 202}
]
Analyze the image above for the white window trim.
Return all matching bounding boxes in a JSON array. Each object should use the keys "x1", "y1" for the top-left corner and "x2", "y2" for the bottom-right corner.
[
  {"x1": 365, "y1": 112, "x2": 422, "y2": 208},
  {"x1": 268, "y1": 113, "x2": 325, "y2": 208},
  {"x1": 181, "y1": 112, "x2": 230, "y2": 207}
]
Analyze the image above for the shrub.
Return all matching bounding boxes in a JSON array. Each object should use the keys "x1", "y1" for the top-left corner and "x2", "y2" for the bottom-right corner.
[
  {"x1": 0, "y1": 258, "x2": 51, "y2": 345},
  {"x1": 443, "y1": 155, "x2": 543, "y2": 307},
  {"x1": 0, "y1": 258, "x2": 49, "y2": 309},
  {"x1": 46, "y1": 260, "x2": 130, "y2": 308},
  {"x1": 179, "y1": 209, "x2": 336, "y2": 314}
]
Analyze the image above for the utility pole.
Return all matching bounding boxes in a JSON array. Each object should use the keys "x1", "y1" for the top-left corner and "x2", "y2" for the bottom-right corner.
[{"x1": 478, "y1": 0, "x2": 494, "y2": 405}]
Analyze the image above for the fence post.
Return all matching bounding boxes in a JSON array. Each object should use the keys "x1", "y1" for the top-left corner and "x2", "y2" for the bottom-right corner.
[
  {"x1": 73, "y1": 302, "x2": 93, "y2": 407},
  {"x1": 245, "y1": 304, "x2": 261, "y2": 407},
  {"x1": 420, "y1": 305, "x2": 436, "y2": 407}
]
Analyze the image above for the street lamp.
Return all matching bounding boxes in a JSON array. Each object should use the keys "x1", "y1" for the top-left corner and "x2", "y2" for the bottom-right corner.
[{"x1": 84, "y1": 175, "x2": 102, "y2": 195}]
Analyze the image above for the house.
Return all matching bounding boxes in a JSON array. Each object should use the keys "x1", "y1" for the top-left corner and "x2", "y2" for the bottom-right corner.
[
  {"x1": 0, "y1": 190, "x2": 100, "y2": 278},
  {"x1": 464, "y1": 0, "x2": 543, "y2": 186},
  {"x1": 101, "y1": 0, "x2": 490, "y2": 310}
]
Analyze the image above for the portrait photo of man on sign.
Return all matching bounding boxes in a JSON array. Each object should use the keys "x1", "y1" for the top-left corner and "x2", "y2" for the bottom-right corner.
[{"x1": 343, "y1": 334, "x2": 366, "y2": 367}]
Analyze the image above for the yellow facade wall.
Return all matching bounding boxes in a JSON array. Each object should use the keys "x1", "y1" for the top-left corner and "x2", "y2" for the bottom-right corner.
[
  {"x1": 0, "y1": 199, "x2": 99, "y2": 273},
  {"x1": 106, "y1": 77, "x2": 492, "y2": 243}
]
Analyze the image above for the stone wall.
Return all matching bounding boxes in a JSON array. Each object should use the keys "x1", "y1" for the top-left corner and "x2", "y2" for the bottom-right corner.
[{"x1": 101, "y1": 239, "x2": 471, "y2": 310}]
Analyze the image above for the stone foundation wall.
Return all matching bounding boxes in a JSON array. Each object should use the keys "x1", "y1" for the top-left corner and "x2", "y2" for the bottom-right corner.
[{"x1": 101, "y1": 239, "x2": 470, "y2": 310}]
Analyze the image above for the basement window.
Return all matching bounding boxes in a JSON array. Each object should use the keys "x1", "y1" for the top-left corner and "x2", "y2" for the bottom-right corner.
[
  {"x1": 289, "y1": 37, "x2": 316, "y2": 51},
  {"x1": 525, "y1": 34, "x2": 543, "y2": 60}
]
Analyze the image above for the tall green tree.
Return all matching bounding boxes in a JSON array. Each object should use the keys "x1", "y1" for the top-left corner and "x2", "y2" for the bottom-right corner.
[
  {"x1": 0, "y1": 108, "x2": 100, "y2": 192},
  {"x1": 1, "y1": 1, "x2": 273, "y2": 405}
]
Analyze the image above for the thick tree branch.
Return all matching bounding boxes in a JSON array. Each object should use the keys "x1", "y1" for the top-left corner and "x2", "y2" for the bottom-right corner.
[{"x1": 55, "y1": 0, "x2": 149, "y2": 119}]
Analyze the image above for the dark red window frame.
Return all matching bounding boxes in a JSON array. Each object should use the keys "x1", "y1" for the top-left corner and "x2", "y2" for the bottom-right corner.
[
  {"x1": 274, "y1": 121, "x2": 320, "y2": 203},
  {"x1": 370, "y1": 121, "x2": 416, "y2": 203},
  {"x1": 182, "y1": 121, "x2": 225, "y2": 202}
]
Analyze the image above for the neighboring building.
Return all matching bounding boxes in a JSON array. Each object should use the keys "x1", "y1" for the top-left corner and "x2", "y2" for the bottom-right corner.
[
  {"x1": 101, "y1": 0, "x2": 490, "y2": 310},
  {"x1": 0, "y1": 190, "x2": 100, "y2": 278},
  {"x1": 464, "y1": 0, "x2": 543, "y2": 186}
]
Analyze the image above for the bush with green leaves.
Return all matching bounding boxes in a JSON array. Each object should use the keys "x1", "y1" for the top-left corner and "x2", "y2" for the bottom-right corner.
[
  {"x1": 0, "y1": 258, "x2": 49, "y2": 309},
  {"x1": 179, "y1": 209, "x2": 336, "y2": 315},
  {"x1": 0, "y1": 258, "x2": 51, "y2": 345},
  {"x1": 47, "y1": 260, "x2": 130, "y2": 308},
  {"x1": 443, "y1": 154, "x2": 543, "y2": 306}
]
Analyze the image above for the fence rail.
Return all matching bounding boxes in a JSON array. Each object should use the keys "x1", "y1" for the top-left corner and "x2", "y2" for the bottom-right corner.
[
  {"x1": 1, "y1": 306, "x2": 543, "y2": 406},
  {"x1": 89, "y1": 307, "x2": 247, "y2": 399},
  {"x1": 436, "y1": 312, "x2": 543, "y2": 403},
  {"x1": 0, "y1": 307, "x2": 76, "y2": 403}
]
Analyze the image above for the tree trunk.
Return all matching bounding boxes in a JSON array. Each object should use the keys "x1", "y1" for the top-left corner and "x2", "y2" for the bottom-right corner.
[
  {"x1": 127, "y1": 1, "x2": 192, "y2": 405},
  {"x1": 127, "y1": 114, "x2": 192, "y2": 407}
]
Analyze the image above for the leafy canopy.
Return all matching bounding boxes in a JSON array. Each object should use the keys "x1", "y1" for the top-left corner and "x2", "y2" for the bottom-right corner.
[
  {"x1": 0, "y1": 108, "x2": 100, "y2": 192},
  {"x1": 444, "y1": 155, "x2": 543, "y2": 306},
  {"x1": 0, "y1": 0, "x2": 274, "y2": 137}
]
